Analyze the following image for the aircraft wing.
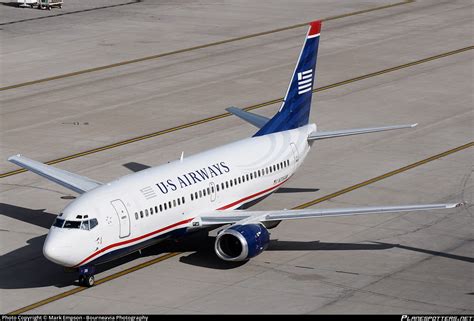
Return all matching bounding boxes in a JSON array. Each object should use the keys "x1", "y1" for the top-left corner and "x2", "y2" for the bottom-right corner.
[
  {"x1": 8, "y1": 154, "x2": 103, "y2": 194},
  {"x1": 195, "y1": 203, "x2": 462, "y2": 226},
  {"x1": 226, "y1": 107, "x2": 270, "y2": 128},
  {"x1": 308, "y1": 124, "x2": 417, "y2": 141}
]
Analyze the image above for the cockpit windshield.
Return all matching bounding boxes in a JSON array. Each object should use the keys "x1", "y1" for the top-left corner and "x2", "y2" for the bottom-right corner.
[
  {"x1": 53, "y1": 218, "x2": 65, "y2": 228},
  {"x1": 52, "y1": 218, "x2": 98, "y2": 230},
  {"x1": 64, "y1": 220, "x2": 81, "y2": 229}
]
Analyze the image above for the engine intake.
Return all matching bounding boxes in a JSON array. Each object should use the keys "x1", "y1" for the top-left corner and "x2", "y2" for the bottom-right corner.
[{"x1": 215, "y1": 224, "x2": 270, "y2": 261}]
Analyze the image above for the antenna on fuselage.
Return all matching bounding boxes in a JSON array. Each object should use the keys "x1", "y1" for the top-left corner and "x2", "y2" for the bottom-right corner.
[{"x1": 180, "y1": 151, "x2": 184, "y2": 162}]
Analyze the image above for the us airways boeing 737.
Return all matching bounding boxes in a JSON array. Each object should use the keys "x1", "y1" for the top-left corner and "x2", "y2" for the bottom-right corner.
[{"x1": 9, "y1": 21, "x2": 461, "y2": 287}]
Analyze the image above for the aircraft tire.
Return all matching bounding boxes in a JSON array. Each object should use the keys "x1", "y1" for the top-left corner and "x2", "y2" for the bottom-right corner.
[{"x1": 85, "y1": 275, "x2": 95, "y2": 287}]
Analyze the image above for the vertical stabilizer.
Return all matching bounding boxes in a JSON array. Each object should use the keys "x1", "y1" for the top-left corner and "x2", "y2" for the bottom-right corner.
[{"x1": 254, "y1": 20, "x2": 322, "y2": 136}]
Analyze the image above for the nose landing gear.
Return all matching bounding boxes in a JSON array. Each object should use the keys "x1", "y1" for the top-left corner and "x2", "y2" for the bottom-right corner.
[{"x1": 78, "y1": 266, "x2": 96, "y2": 287}]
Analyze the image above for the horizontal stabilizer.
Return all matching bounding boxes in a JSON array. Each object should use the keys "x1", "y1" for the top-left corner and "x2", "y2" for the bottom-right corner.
[
  {"x1": 196, "y1": 202, "x2": 462, "y2": 226},
  {"x1": 308, "y1": 123, "x2": 417, "y2": 141},
  {"x1": 8, "y1": 154, "x2": 103, "y2": 194},
  {"x1": 226, "y1": 107, "x2": 270, "y2": 129}
]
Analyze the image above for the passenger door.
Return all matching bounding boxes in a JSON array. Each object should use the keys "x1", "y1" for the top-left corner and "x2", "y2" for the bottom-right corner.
[{"x1": 111, "y1": 199, "x2": 131, "y2": 238}]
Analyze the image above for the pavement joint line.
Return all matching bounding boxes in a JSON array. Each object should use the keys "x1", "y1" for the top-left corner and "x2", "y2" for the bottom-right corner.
[
  {"x1": 1, "y1": 45, "x2": 472, "y2": 179},
  {"x1": 7, "y1": 140, "x2": 473, "y2": 315},
  {"x1": 0, "y1": 0, "x2": 414, "y2": 92}
]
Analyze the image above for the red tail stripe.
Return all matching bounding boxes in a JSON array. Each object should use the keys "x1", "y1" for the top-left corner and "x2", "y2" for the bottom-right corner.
[{"x1": 308, "y1": 20, "x2": 322, "y2": 36}]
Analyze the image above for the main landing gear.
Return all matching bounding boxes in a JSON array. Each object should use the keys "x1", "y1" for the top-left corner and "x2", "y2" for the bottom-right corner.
[{"x1": 78, "y1": 265, "x2": 96, "y2": 287}]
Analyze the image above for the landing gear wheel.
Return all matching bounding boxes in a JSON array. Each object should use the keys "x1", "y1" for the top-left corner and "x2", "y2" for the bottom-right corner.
[
  {"x1": 79, "y1": 274, "x2": 95, "y2": 287},
  {"x1": 85, "y1": 275, "x2": 95, "y2": 287}
]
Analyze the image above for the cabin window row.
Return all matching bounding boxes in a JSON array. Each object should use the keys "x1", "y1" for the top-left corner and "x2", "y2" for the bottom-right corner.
[
  {"x1": 189, "y1": 159, "x2": 290, "y2": 201},
  {"x1": 135, "y1": 196, "x2": 186, "y2": 220}
]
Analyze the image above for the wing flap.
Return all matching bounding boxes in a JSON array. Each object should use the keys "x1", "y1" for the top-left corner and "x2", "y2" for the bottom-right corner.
[
  {"x1": 8, "y1": 154, "x2": 102, "y2": 194},
  {"x1": 198, "y1": 203, "x2": 462, "y2": 226},
  {"x1": 308, "y1": 124, "x2": 417, "y2": 141}
]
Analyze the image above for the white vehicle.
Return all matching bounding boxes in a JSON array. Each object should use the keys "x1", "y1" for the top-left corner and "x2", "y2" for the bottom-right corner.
[
  {"x1": 16, "y1": 0, "x2": 38, "y2": 7},
  {"x1": 9, "y1": 20, "x2": 461, "y2": 287},
  {"x1": 15, "y1": 0, "x2": 62, "y2": 9}
]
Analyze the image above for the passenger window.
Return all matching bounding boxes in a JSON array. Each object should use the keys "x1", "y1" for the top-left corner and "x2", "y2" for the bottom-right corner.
[
  {"x1": 250, "y1": 173, "x2": 253, "y2": 179},
  {"x1": 207, "y1": 187, "x2": 210, "y2": 194},
  {"x1": 145, "y1": 209, "x2": 149, "y2": 217},
  {"x1": 217, "y1": 185, "x2": 220, "y2": 192},
  {"x1": 177, "y1": 198, "x2": 181, "y2": 206},
  {"x1": 226, "y1": 181, "x2": 229, "y2": 188},
  {"x1": 230, "y1": 180, "x2": 233, "y2": 187},
  {"x1": 182, "y1": 197, "x2": 185, "y2": 204},
  {"x1": 155, "y1": 206, "x2": 158, "y2": 213},
  {"x1": 159, "y1": 204, "x2": 163, "y2": 212},
  {"x1": 173, "y1": 200, "x2": 177, "y2": 207},
  {"x1": 164, "y1": 203, "x2": 167, "y2": 210},
  {"x1": 191, "y1": 194, "x2": 194, "y2": 201},
  {"x1": 168, "y1": 201, "x2": 172, "y2": 208},
  {"x1": 203, "y1": 189, "x2": 207, "y2": 196},
  {"x1": 135, "y1": 213, "x2": 138, "y2": 220},
  {"x1": 150, "y1": 207, "x2": 153, "y2": 215},
  {"x1": 140, "y1": 211, "x2": 144, "y2": 218},
  {"x1": 199, "y1": 190, "x2": 202, "y2": 198}
]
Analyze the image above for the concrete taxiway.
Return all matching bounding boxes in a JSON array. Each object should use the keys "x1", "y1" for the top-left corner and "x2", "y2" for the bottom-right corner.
[{"x1": 0, "y1": 0, "x2": 473, "y2": 314}]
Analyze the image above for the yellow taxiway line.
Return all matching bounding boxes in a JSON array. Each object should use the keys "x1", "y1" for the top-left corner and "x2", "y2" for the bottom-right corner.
[
  {"x1": 2, "y1": 45, "x2": 472, "y2": 179},
  {"x1": 7, "y1": 141, "x2": 472, "y2": 315},
  {"x1": 0, "y1": 0, "x2": 414, "y2": 92}
]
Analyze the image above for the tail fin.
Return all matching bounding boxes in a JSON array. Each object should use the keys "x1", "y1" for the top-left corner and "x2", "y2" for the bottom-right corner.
[{"x1": 254, "y1": 20, "x2": 322, "y2": 137}]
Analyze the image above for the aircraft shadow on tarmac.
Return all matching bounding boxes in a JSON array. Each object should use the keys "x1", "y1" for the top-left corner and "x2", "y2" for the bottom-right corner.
[
  {"x1": 1, "y1": 203, "x2": 472, "y2": 289},
  {"x1": 0, "y1": 203, "x2": 56, "y2": 229}
]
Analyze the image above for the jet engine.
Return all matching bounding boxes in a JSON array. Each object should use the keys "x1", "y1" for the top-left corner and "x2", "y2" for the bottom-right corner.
[{"x1": 214, "y1": 224, "x2": 270, "y2": 261}]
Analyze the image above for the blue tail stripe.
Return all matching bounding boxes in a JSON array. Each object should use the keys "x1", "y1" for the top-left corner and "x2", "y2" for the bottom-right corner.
[{"x1": 254, "y1": 21, "x2": 321, "y2": 137}]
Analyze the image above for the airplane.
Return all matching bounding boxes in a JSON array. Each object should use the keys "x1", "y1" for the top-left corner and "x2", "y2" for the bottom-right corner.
[{"x1": 8, "y1": 20, "x2": 462, "y2": 287}]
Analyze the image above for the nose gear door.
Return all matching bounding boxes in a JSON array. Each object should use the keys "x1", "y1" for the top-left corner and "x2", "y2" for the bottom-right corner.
[{"x1": 111, "y1": 199, "x2": 131, "y2": 238}]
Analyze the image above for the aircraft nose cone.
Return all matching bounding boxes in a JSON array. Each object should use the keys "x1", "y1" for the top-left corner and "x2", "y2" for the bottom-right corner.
[
  {"x1": 43, "y1": 237, "x2": 74, "y2": 267},
  {"x1": 43, "y1": 241, "x2": 61, "y2": 265}
]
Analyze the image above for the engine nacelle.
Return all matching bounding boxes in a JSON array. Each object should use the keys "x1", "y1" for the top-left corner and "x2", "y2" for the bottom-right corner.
[{"x1": 214, "y1": 224, "x2": 270, "y2": 262}]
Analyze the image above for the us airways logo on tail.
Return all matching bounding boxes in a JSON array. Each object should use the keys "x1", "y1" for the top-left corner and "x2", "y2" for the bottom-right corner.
[{"x1": 297, "y1": 69, "x2": 313, "y2": 94}]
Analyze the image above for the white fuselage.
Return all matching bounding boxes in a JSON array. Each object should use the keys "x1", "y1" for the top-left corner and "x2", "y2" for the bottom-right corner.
[{"x1": 43, "y1": 124, "x2": 316, "y2": 267}]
